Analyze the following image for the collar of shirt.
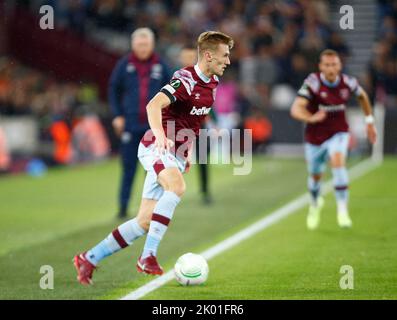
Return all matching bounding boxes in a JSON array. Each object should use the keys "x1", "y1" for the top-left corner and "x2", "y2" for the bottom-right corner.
[
  {"x1": 320, "y1": 72, "x2": 340, "y2": 88},
  {"x1": 194, "y1": 64, "x2": 211, "y2": 83}
]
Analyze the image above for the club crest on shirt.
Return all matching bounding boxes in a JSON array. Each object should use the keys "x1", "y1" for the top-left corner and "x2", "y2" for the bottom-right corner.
[
  {"x1": 320, "y1": 91, "x2": 328, "y2": 98},
  {"x1": 340, "y1": 88, "x2": 350, "y2": 100}
]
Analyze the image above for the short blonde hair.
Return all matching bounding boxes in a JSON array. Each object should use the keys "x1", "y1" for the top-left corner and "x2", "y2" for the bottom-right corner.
[
  {"x1": 197, "y1": 31, "x2": 234, "y2": 56},
  {"x1": 319, "y1": 49, "x2": 340, "y2": 62}
]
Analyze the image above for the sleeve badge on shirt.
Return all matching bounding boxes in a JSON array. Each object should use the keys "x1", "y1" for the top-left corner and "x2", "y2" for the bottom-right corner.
[
  {"x1": 170, "y1": 79, "x2": 181, "y2": 89},
  {"x1": 298, "y1": 83, "x2": 310, "y2": 98},
  {"x1": 340, "y1": 88, "x2": 349, "y2": 100}
]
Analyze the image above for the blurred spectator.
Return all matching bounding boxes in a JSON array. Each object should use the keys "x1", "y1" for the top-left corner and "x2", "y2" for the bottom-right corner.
[
  {"x1": 384, "y1": 58, "x2": 397, "y2": 106},
  {"x1": 298, "y1": 16, "x2": 327, "y2": 71},
  {"x1": 212, "y1": 68, "x2": 240, "y2": 165},
  {"x1": 327, "y1": 32, "x2": 350, "y2": 64},
  {"x1": 0, "y1": 55, "x2": 106, "y2": 169},
  {"x1": 67, "y1": 0, "x2": 88, "y2": 34},
  {"x1": 0, "y1": 126, "x2": 10, "y2": 171},
  {"x1": 91, "y1": 0, "x2": 124, "y2": 30},
  {"x1": 240, "y1": 42, "x2": 278, "y2": 109},
  {"x1": 366, "y1": 2, "x2": 397, "y2": 107},
  {"x1": 287, "y1": 53, "x2": 310, "y2": 90},
  {"x1": 178, "y1": 45, "x2": 197, "y2": 69},
  {"x1": 72, "y1": 113, "x2": 110, "y2": 162},
  {"x1": 49, "y1": 119, "x2": 72, "y2": 164},
  {"x1": 214, "y1": 69, "x2": 240, "y2": 132},
  {"x1": 177, "y1": 45, "x2": 214, "y2": 204},
  {"x1": 180, "y1": 0, "x2": 208, "y2": 34},
  {"x1": 108, "y1": 28, "x2": 171, "y2": 218},
  {"x1": 243, "y1": 107, "x2": 272, "y2": 153}
]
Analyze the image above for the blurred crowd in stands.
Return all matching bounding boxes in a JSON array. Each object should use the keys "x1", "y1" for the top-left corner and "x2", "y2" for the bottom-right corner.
[
  {"x1": 0, "y1": 56, "x2": 110, "y2": 170},
  {"x1": 0, "y1": 57, "x2": 100, "y2": 118},
  {"x1": 367, "y1": 0, "x2": 397, "y2": 108},
  {"x1": 1, "y1": 0, "x2": 397, "y2": 172},
  {"x1": 15, "y1": 0, "x2": 353, "y2": 107}
]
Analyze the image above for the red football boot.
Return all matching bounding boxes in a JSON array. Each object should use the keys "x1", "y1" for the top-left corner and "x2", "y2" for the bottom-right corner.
[
  {"x1": 73, "y1": 252, "x2": 97, "y2": 285},
  {"x1": 136, "y1": 254, "x2": 164, "y2": 275}
]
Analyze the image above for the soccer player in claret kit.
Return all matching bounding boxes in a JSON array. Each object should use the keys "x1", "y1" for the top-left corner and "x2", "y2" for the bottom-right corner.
[
  {"x1": 73, "y1": 31, "x2": 234, "y2": 285},
  {"x1": 291, "y1": 49, "x2": 377, "y2": 230}
]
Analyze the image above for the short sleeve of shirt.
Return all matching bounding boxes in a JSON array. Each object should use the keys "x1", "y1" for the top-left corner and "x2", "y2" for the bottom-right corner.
[
  {"x1": 297, "y1": 73, "x2": 319, "y2": 101},
  {"x1": 297, "y1": 82, "x2": 313, "y2": 101},
  {"x1": 343, "y1": 74, "x2": 363, "y2": 97},
  {"x1": 160, "y1": 69, "x2": 195, "y2": 104}
]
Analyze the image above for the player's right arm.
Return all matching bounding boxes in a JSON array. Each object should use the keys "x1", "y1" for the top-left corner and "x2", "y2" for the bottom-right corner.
[
  {"x1": 150, "y1": 68, "x2": 193, "y2": 153},
  {"x1": 146, "y1": 92, "x2": 174, "y2": 153},
  {"x1": 290, "y1": 75, "x2": 327, "y2": 124},
  {"x1": 290, "y1": 96, "x2": 327, "y2": 124}
]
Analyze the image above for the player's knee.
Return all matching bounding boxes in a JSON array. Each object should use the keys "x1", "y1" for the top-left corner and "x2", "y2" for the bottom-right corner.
[
  {"x1": 163, "y1": 175, "x2": 186, "y2": 197},
  {"x1": 158, "y1": 169, "x2": 186, "y2": 197},
  {"x1": 168, "y1": 179, "x2": 186, "y2": 197},
  {"x1": 330, "y1": 152, "x2": 345, "y2": 167}
]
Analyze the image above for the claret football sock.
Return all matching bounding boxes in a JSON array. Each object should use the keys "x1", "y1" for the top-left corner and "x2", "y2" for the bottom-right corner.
[
  {"x1": 141, "y1": 191, "x2": 181, "y2": 259},
  {"x1": 86, "y1": 218, "x2": 146, "y2": 266}
]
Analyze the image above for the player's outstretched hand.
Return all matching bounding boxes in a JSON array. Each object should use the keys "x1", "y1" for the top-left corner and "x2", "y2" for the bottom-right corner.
[
  {"x1": 309, "y1": 110, "x2": 327, "y2": 124},
  {"x1": 367, "y1": 123, "x2": 377, "y2": 145}
]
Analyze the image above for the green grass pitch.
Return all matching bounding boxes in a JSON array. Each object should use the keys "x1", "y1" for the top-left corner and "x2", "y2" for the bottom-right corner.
[{"x1": 0, "y1": 156, "x2": 396, "y2": 299}]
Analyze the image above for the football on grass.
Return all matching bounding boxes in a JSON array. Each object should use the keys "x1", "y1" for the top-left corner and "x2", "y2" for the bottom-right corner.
[{"x1": 174, "y1": 253, "x2": 209, "y2": 286}]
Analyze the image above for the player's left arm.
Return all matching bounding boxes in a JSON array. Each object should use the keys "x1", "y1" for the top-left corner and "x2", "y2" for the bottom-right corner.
[
  {"x1": 356, "y1": 88, "x2": 377, "y2": 145},
  {"x1": 146, "y1": 92, "x2": 174, "y2": 153}
]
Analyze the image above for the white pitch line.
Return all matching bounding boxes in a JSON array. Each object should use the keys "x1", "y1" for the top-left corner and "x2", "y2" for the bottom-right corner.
[{"x1": 121, "y1": 158, "x2": 381, "y2": 300}]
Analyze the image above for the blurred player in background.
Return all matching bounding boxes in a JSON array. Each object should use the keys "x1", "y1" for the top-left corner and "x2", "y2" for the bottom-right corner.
[
  {"x1": 109, "y1": 28, "x2": 171, "y2": 219},
  {"x1": 291, "y1": 49, "x2": 377, "y2": 230},
  {"x1": 179, "y1": 45, "x2": 216, "y2": 205},
  {"x1": 74, "y1": 31, "x2": 234, "y2": 285}
]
